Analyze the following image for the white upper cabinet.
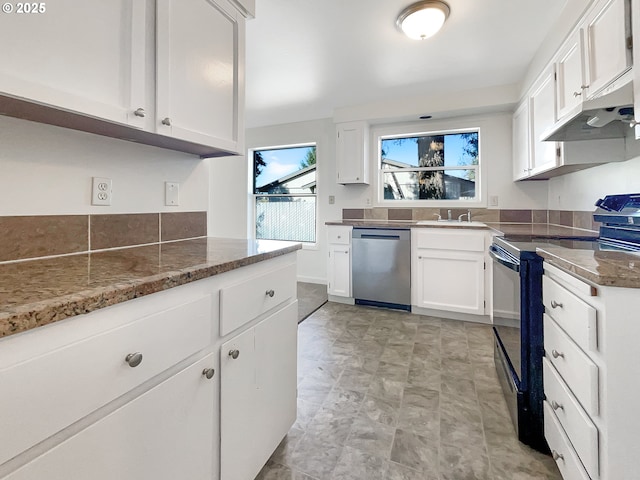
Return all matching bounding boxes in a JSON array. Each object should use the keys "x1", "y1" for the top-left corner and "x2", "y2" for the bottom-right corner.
[
  {"x1": 156, "y1": 0, "x2": 245, "y2": 154},
  {"x1": 555, "y1": 29, "x2": 586, "y2": 120},
  {"x1": 0, "y1": 0, "x2": 245, "y2": 157},
  {"x1": 582, "y1": 0, "x2": 631, "y2": 98},
  {"x1": 529, "y1": 66, "x2": 561, "y2": 177},
  {"x1": 0, "y1": 0, "x2": 147, "y2": 129},
  {"x1": 512, "y1": 100, "x2": 531, "y2": 181},
  {"x1": 336, "y1": 121, "x2": 370, "y2": 184}
]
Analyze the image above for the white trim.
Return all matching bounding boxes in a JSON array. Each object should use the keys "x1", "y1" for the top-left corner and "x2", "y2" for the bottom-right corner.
[
  {"x1": 249, "y1": 143, "x2": 319, "y2": 244},
  {"x1": 370, "y1": 117, "x2": 491, "y2": 208}
]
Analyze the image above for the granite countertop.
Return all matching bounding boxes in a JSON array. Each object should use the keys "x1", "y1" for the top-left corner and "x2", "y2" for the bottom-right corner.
[
  {"x1": 0, "y1": 237, "x2": 301, "y2": 339},
  {"x1": 537, "y1": 246, "x2": 640, "y2": 288},
  {"x1": 327, "y1": 219, "x2": 599, "y2": 239}
]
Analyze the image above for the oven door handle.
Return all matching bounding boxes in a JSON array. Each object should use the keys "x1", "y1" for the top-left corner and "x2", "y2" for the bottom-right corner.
[{"x1": 489, "y1": 245, "x2": 520, "y2": 273}]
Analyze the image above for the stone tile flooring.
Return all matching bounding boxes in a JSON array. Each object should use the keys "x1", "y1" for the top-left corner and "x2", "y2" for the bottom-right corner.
[{"x1": 256, "y1": 302, "x2": 562, "y2": 480}]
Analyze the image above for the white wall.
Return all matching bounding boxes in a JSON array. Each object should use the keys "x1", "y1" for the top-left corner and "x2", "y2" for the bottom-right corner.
[
  {"x1": 210, "y1": 112, "x2": 549, "y2": 285},
  {"x1": 0, "y1": 116, "x2": 209, "y2": 216},
  {"x1": 548, "y1": 136, "x2": 640, "y2": 210}
]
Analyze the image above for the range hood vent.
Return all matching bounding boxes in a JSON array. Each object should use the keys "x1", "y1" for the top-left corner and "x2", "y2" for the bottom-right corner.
[{"x1": 542, "y1": 70, "x2": 634, "y2": 142}]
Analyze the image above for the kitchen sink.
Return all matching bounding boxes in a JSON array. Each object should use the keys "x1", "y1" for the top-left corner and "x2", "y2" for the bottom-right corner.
[{"x1": 415, "y1": 220, "x2": 487, "y2": 227}]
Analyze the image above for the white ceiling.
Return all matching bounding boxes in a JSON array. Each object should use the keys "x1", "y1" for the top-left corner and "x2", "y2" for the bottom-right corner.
[{"x1": 245, "y1": 0, "x2": 568, "y2": 129}]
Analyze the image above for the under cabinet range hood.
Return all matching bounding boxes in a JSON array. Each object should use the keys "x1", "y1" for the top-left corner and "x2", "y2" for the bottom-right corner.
[{"x1": 542, "y1": 72, "x2": 635, "y2": 142}]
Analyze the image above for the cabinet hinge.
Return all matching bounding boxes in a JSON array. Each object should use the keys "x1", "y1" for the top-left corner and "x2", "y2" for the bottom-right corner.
[
  {"x1": 484, "y1": 300, "x2": 486, "y2": 308},
  {"x1": 483, "y1": 262, "x2": 486, "y2": 270},
  {"x1": 556, "y1": 146, "x2": 561, "y2": 159},
  {"x1": 627, "y1": 35, "x2": 633, "y2": 50}
]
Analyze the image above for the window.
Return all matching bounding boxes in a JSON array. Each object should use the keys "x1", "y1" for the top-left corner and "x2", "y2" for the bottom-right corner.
[
  {"x1": 253, "y1": 145, "x2": 316, "y2": 243},
  {"x1": 379, "y1": 130, "x2": 479, "y2": 202}
]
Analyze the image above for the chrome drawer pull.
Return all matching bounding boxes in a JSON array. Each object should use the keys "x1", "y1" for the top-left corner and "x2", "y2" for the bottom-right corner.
[
  {"x1": 228, "y1": 349, "x2": 240, "y2": 360},
  {"x1": 551, "y1": 400, "x2": 564, "y2": 411},
  {"x1": 266, "y1": 289, "x2": 275, "y2": 297},
  {"x1": 133, "y1": 107, "x2": 146, "y2": 118},
  {"x1": 551, "y1": 350, "x2": 565, "y2": 359},
  {"x1": 125, "y1": 352, "x2": 143, "y2": 368},
  {"x1": 552, "y1": 450, "x2": 565, "y2": 462},
  {"x1": 202, "y1": 368, "x2": 215, "y2": 380},
  {"x1": 550, "y1": 300, "x2": 563, "y2": 309}
]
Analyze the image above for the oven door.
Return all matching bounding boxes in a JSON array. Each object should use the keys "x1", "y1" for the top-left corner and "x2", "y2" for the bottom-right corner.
[{"x1": 489, "y1": 244, "x2": 521, "y2": 383}]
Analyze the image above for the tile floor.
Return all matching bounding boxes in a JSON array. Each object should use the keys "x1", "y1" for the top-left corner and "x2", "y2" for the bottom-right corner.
[{"x1": 256, "y1": 302, "x2": 562, "y2": 480}]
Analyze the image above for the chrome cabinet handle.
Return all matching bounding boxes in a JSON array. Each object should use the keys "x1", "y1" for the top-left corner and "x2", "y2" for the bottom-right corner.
[
  {"x1": 552, "y1": 450, "x2": 565, "y2": 462},
  {"x1": 551, "y1": 400, "x2": 564, "y2": 411},
  {"x1": 266, "y1": 289, "x2": 275, "y2": 297},
  {"x1": 125, "y1": 352, "x2": 143, "y2": 368},
  {"x1": 134, "y1": 107, "x2": 146, "y2": 118},
  {"x1": 551, "y1": 349, "x2": 565, "y2": 359},
  {"x1": 161, "y1": 117, "x2": 172, "y2": 126},
  {"x1": 229, "y1": 349, "x2": 240, "y2": 359},
  {"x1": 202, "y1": 368, "x2": 215, "y2": 379},
  {"x1": 550, "y1": 300, "x2": 563, "y2": 309},
  {"x1": 573, "y1": 91, "x2": 582, "y2": 97}
]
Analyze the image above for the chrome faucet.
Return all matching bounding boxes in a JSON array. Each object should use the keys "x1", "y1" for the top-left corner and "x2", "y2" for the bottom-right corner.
[
  {"x1": 458, "y1": 210, "x2": 472, "y2": 222},
  {"x1": 447, "y1": 209, "x2": 452, "y2": 221},
  {"x1": 433, "y1": 213, "x2": 442, "y2": 221}
]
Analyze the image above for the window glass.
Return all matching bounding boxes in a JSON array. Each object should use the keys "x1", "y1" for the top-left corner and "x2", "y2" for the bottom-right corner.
[
  {"x1": 380, "y1": 131, "x2": 479, "y2": 201},
  {"x1": 253, "y1": 145, "x2": 316, "y2": 243}
]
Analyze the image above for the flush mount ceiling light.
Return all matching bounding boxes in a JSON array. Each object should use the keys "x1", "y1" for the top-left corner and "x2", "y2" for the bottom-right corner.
[{"x1": 397, "y1": 1, "x2": 450, "y2": 40}]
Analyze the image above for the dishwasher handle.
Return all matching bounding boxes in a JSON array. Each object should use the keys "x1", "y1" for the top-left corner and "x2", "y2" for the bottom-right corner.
[{"x1": 358, "y1": 233, "x2": 401, "y2": 240}]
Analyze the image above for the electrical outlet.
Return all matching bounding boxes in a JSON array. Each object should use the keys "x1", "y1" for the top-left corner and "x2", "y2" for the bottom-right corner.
[
  {"x1": 92, "y1": 177, "x2": 112, "y2": 206},
  {"x1": 329, "y1": 195, "x2": 335, "y2": 205},
  {"x1": 489, "y1": 195, "x2": 499, "y2": 207},
  {"x1": 165, "y1": 182, "x2": 180, "y2": 206},
  {"x1": 365, "y1": 198, "x2": 371, "y2": 206}
]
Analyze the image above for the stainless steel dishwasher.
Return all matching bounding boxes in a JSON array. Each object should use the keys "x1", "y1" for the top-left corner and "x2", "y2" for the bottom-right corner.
[{"x1": 352, "y1": 228, "x2": 411, "y2": 311}]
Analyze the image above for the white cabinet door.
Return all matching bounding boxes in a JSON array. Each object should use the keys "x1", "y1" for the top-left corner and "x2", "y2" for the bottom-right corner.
[
  {"x1": 555, "y1": 29, "x2": 586, "y2": 119},
  {"x1": 5, "y1": 354, "x2": 217, "y2": 480},
  {"x1": 220, "y1": 302, "x2": 298, "y2": 480},
  {"x1": 529, "y1": 66, "x2": 561, "y2": 176},
  {"x1": 0, "y1": 0, "x2": 147, "y2": 129},
  {"x1": 220, "y1": 325, "x2": 256, "y2": 480},
  {"x1": 254, "y1": 302, "x2": 298, "y2": 462},
  {"x1": 336, "y1": 121, "x2": 370, "y2": 184},
  {"x1": 583, "y1": 0, "x2": 630, "y2": 97},
  {"x1": 157, "y1": 0, "x2": 245, "y2": 153},
  {"x1": 512, "y1": 100, "x2": 531, "y2": 181},
  {"x1": 328, "y1": 245, "x2": 352, "y2": 297},
  {"x1": 413, "y1": 250, "x2": 485, "y2": 315}
]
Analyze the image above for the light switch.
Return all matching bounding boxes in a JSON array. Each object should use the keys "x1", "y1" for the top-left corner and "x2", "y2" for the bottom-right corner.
[{"x1": 165, "y1": 182, "x2": 180, "y2": 206}]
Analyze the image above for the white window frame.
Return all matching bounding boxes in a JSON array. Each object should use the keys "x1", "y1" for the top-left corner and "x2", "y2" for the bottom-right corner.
[
  {"x1": 371, "y1": 120, "x2": 486, "y2": 208},
  {"x1": 249, "y1": 142, "x2": 318, "y2": 246}
]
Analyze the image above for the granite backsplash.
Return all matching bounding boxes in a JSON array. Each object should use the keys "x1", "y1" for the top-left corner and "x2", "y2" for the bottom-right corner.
[
  {"x1": 0, "y1": 211, "x2": 207, "y2": 263},
  {"x1": 342, "y1": 208, "x2": 599, "y2": 231}
]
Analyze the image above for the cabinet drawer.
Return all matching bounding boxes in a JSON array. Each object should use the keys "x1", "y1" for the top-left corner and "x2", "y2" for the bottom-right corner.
[
  {"x1": 544, "y1": 314, "x2": 599, "y2": 416},
  {"x1": 544, "y1": 401, "x2": 592, "y2": 480},
  {"x1": 543, "y1": 275, "x2": 597, "y2": 352},
  {"x1": 0, "y1": 295, "x2": 212, "y2": 466},
  {"x1": 413, "y1": 230, "x2": 485, "y2": 252},
  {"x1": 4, "y1": 354, "x2": 216, "y2": 480},
  {"x1": 220, "y1": 263, "x2": 296, "y2": 336},
  {"x1": 327, "y1": 226, "x2": 352, "y2": 245},
  {"x1": 543, "y1": 358, "x2": 599, "y2": 478}
]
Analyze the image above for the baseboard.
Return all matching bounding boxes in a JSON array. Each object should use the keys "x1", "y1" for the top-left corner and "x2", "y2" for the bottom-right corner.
[
  {"x1": 411, "y1": 306, "x2": 491, "y2": 324},
  {"x1": 327, "y1": 295, "x2": 355, "y2": 305},
  {"x1": 297, "y1": 276, "x2": 326, "y2": 285}
]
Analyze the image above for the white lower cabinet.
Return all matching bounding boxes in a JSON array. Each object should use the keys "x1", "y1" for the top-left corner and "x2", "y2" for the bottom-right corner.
[
  {"x1": 0, "y1": 252, "x2": 299, "y2": 480},
  {"x1": 221, "y1": 301, "x2": 298, "y2": 480},
  {"x1": 327, "y1": 225, "x2": 352, "y2": 298},
  {"x1": 411, "y1": 229, "x2": 489, "y2": 318},
  {"x1": 5, "y1": 354, "x2": 216, "y2": 480},
  {"x1": 542, "y1": 262, "x2": 640, "y2": 480}
]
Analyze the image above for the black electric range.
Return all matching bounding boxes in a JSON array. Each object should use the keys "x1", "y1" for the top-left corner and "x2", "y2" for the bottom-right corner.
[{"x1": 490, "y1": 193, "x2": 640, "y2": 453}]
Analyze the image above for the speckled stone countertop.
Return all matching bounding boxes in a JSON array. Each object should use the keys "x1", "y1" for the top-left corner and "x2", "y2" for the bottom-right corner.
[
  {"x1": 0, "y1": 237, "x2": 301, "y2": 339},
  {"x1": 326, "y1": 220, "x2": 599, "y2": 238},
  {"x1": 537, "y1": 246, "x2": 640, "y2": 288}
]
